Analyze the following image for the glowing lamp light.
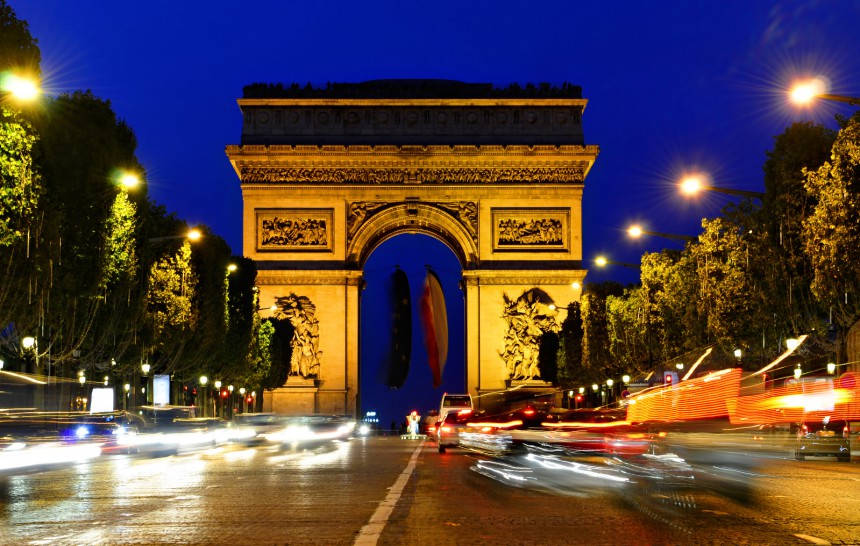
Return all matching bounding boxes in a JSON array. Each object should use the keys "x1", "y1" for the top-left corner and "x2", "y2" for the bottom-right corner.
[
  {"x1": 124, "y1": 383, "x2": 131, "y2": 392},
  {"x1": 790, "y1": 78, "x2": 827, "y2": 105},
  {"x1": 622, "y1": 374, "x2": 630, "y2": 384},
  {"x1": 2, "y1": 74, "x2": 40, "y2": 101},
  {"x1": 734, "y1": 349, "x2": 743, "y2": 358},
  {"x1": 22, "y1": 336, "x2": 36, "y2": 349},
  {"x1": 141, "y1": 363, "x2": 151, "y2": 375},
  {"x1": 786, "y1": 338, "x2": 800, "y2": 351},
  {"x1": 826, "y1": 362, "x2": 836, "y2": 375},
  {"x1": 680, "y1": 176, "x2": 704, "y2": 195},
  {"x1": 591, "y1": 384, "x2": 599, "y2": 392},
  {"x1": 595, "y1": 256, "x2": 608, "y2": 267},
  {"x1": 571, "y1": 281, "x2": 581, "y2": 290},
  {"x1": 188, "y1": 228, "x2": 202, "y2": 241},
  {"x1": 120, "y1": 173, "x2": 140, "y2": 188},
  {"x1": 227, "y1": 264, "x2": 237, "y2": 272},
  {"x1": 239, "y1": 387, "x2": 246, "y2": 395},
  {"x1": 794, "y1": 366, "x2": 802, "y2": 380},
  {"x1": 199, "y1": 375, "x2": 208, "y2": 386},
  {"x1": 578, "y1": 387, "x2": 585, "y2": 394},
  {"x1": 606, "y1": 379, "x2": 614, "y2": 388},
  {"x1": 79, "y1": 375, "x2": 86, "y2": 385},
  {"x1": 214, "y1": 380, "x2": 222, "y2": 389},
  {"x1": 675, "y1": 363, "x2": 684, "y2": 370},
  {"x1": 627, "y1": 225, "x2": 643, "y2": 238}
]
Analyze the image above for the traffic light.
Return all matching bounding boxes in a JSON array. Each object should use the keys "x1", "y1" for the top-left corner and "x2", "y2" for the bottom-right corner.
[{"x1": 664, "y1": 374, "x2": 673, "y2": 386}]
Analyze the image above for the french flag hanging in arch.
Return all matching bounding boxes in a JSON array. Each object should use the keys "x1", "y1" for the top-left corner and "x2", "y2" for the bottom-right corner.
[{"x1": 420, "y1": 268, "x2": 448, "y2": 388}]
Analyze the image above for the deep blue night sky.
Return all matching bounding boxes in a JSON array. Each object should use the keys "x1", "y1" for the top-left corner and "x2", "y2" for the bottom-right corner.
[{"x1": 14, "y1": 1, "x2": 860, "y2": 425}]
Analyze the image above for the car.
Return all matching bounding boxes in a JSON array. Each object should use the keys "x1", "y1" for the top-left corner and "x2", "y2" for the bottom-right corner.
[
  {"x1": 795, "y1": 416, "x2": 850, "y2": 462},
  {"x1": 420, "y1": 411, "x2": 440, "y2": 437},
  {"x1": 436, "y1": 408, "x2": 473, "y2": 453},
  {"x1": 132, "y1": 405, "x2": 197, "y2": 429},
  {"x1": 539, "y1": 408, "x2": 655, "y2": 457}
]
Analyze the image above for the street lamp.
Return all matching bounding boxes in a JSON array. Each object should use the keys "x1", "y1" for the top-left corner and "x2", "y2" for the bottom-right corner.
[
  {"x1": 827, "y1": 362, "x2": 836, "y2": 375},
  {"x1": 627, "y1": 224, "x2": 694, "y2": 242},
  {"x1": 147, "y1": 228, "x2": 202, "y2": 244},
  {"x1": 0, "y1": 72, "x2": 40, "y2": 102},
  {"x1": 119, "y1": 172, "x2": 140, "y2": 189},
  {"x1": 622, "y1": 374, "x2": 630, "y2": 384},
  {"x1": 794, "y1": 366, "x2": 802, "y2": 380},
  {"x1": 594, "y1": 255, "x2": 640, "y2": 269},
  {"x1": 21, "y1": 336, "x2": 38, "y2": 373},
  {"x1": 789, "y1": 78, "x2": 859, "y2": 107},
  {"x1": 680, "y1": 174, "x2": 764, "y2": 200}
]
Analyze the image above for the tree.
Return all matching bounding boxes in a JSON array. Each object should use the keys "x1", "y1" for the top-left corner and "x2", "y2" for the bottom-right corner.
[
  {"x1": 582, "y1": 281, "x2": 625, "y2": 380},
  {"x1": 803, "y1": 113, "x2": 860, "y2": 356},
  {"x1": 760, "y1": 121, "x2": 836, "y2": 355},
  {"x1": 0, "y1": 0, "x2": 40, "y2": 77},
  {"x1": 556, "y1": 301, "x2": 583, "y2": 387}
]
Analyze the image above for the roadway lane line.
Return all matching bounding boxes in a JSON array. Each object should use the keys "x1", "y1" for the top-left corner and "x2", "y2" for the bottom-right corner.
[
  {"x1": 794, "y1": 534, "x2": 831, "y2": 545},
  {"x1": 354, "y1": 440, "x2": 425, "y2": 545}
]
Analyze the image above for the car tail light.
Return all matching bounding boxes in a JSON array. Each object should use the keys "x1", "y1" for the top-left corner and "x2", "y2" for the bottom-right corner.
[
  {"x1": 523, "y1": 408, "x2": 535, "y2": 416},
  {"x1": 440, "y1": 426, "x2": 452, "y2": 433}
]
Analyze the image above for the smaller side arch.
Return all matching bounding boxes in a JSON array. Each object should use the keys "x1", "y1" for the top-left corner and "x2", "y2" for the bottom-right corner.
[{"x1": 348, "y1": 203, "x2": 478, "y2": 269}]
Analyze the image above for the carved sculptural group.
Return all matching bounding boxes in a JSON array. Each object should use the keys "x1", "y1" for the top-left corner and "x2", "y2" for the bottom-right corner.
[{"x1": 499, "y1": 288, "x2": 561, "y2": 380}]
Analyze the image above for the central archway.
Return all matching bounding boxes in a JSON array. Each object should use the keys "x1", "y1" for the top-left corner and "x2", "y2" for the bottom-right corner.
[{"x1": 359, "y1": 233, "x2": 465, "y2": 430}]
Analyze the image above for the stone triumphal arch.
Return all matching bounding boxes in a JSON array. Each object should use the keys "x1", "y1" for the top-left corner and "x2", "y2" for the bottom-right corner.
[{"x1": 226, "y1": 80, "x2": 598, "y2": 415}]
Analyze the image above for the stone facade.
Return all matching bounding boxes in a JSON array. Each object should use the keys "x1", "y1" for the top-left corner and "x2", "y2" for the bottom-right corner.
[{"x1": 227, "y1": 81, "x2": 598, "y2": 415}]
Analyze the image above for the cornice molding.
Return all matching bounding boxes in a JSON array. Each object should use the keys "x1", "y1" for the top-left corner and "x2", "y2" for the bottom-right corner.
[
  {"x1": 256, "y1": 270, "x2": 364, "y2": 286},
  {"x1": 238, "y1": 98, "x2": 589, "y2": 108},
  {"x1": 461, "y1": 269, "x2": 585, "y2": 286}
]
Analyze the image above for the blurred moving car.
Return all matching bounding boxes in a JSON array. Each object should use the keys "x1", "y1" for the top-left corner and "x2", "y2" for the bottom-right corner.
[
  {"x1": 436, "y1": 409, "x2": 473, "y2": 453},
  {"x1": 540, "y1": 408, "x2": 656, "y2": 457},
  {"x1": 795, "y1": 416, "x2": 850, "y2": 461},
  {"x1": 420, "y1": 410, "x2": 440, "y2": 437}
]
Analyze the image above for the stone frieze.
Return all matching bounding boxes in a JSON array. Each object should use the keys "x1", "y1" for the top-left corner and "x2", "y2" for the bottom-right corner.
[{"x1": 241, "y1": 167, "x2": 585, "y2": 185}]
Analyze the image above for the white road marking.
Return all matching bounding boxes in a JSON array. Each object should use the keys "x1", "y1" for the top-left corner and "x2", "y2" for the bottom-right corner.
[
  {"x1": 354, "y1": 440, "x2": 425, "y2": 545},
  {"x1": 794, "y1": 534, "x2": 832, "y2": 545}
]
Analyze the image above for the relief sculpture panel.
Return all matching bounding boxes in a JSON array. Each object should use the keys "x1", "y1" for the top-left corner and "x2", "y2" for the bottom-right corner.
[
  {"x1": 256, "y1": 209, "x2": 333, "y2": 251},
  {"x1": 492, "y1": 208, "x2": 569, "y2": 251}
]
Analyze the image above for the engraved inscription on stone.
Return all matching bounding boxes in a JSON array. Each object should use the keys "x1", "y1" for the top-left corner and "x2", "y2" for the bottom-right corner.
[{"x1": 257, "y1": 209, "x2": 333, "y2": 251}]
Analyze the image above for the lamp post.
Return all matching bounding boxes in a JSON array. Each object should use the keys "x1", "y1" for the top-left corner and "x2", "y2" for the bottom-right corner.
[
  {"x1": 0, "y1": 73, "x2": 40, "y2": 102},
  {"x1": 141, "y1": 362, "x2": 151, "y2": 407},
  {"x1": 21, "y1": 336, "x2": 38, "y2": 374},
  {"x1": 679, "y1": 175, "x2": 764, "y2": 200},
  {"x1": 627, "y1": 225, "x2": 694, "y2": 242},
  {"x1": 594, "y1": 256, "x2": 640, "y2": 270},
  {"x1": 147, "y1": 228, "x2": 202, "y2": 244},
  {"x1": 789, "y1": 79, "x2": 859, "y2": 107},
  {"x1": 199, "y1": 376, "x2": 208, "y2": 417}
]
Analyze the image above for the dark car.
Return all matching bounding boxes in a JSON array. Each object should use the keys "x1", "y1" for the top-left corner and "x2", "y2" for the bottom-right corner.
[
  {"x1": 436, "y1": 408, "x2": 473, "y2": 453},
  {"x1": 795, "y1": 417, "x2": 850, "y2": 462}
]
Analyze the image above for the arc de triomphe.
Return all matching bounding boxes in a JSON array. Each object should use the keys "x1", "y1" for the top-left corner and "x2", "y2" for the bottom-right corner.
[{"x1": 226, "y1": 80, "x2": 598, "y2": 415}]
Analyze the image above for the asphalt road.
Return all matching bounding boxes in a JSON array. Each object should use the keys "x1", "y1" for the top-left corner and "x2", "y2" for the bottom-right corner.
[{"x1": 1, "y1": 435, "x2": 858, "y2": 545}]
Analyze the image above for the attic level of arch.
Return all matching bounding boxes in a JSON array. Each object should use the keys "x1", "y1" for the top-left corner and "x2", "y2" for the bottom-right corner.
[{"x1": 238, "y1": 102, "x2": 588, "y2": 146}]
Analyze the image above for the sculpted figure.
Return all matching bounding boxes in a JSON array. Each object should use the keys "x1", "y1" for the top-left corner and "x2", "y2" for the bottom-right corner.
[
  {"x1": 499, "y1": 288, "x2": 561, "y2": 380},
  {"x1": 275, "y1": 293, "x2": 322, "y2": 378}
]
